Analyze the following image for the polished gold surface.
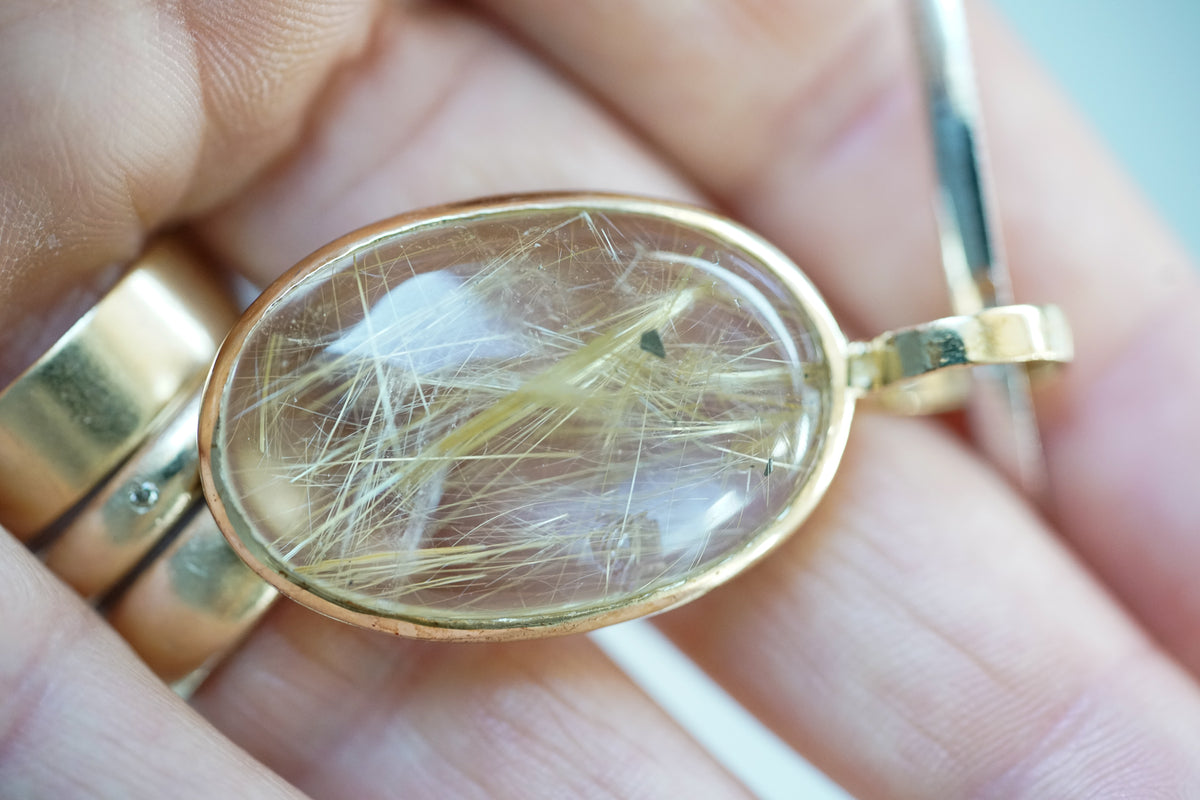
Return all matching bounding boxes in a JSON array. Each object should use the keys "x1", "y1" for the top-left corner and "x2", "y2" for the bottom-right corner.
[
  {"x1": 0, "y1": 240, "x2": 237, "y2": 540},
  {"x1": 105, "y1": 509, "x2": 278, "y2": 684},
  {"x1": 43, "y1": 387, "x2": 205, "y2": 598},
  {"x1": 847, "y1": 304, "x2": 1073, "y2": 413}
]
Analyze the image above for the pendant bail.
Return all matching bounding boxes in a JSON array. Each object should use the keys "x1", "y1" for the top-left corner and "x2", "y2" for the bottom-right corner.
[{"x1": 847, "y1": 304, "x2": 1072, "y2": 415}]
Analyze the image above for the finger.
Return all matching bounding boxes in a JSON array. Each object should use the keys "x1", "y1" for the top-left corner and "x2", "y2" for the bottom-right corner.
[
  {"x1": 659, "y1": 417, "x2": 1200, "y2": 797},
  {"x1": 1046, "y1": 306, "x2": 1200, "y2": 668},
  {"x1": 0, "y1": 0, "x2": 376, "y2": 374},
  {"x1": 475, "y1": 0, "x2": 1200, "y2": 671},
  {"x1": 199, "y1": 4, "x2": 695, "y2": 286},
  {"x1": 0, "y1": 534, "x2": 300, "y2": 798},
  {"x1": 194, "y1": 605, "x2": 750, "y2": 799},
  {"x1": 191, "y1": 6, "x2": 743, "y2": 796}
]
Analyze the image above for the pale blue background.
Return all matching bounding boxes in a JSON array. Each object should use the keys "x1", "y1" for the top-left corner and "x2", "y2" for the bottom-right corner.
[
  {"x1": 596, "y1": 4, "x2": 1200, "y2": 798},
  {"x1": 998, "y1": 0, "x2": 1200, "y2": 260}
]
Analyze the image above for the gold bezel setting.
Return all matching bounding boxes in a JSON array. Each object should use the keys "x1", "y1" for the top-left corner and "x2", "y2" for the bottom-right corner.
[{"x1": 198, "y1": 193, "x2": 856, "y2": 641}]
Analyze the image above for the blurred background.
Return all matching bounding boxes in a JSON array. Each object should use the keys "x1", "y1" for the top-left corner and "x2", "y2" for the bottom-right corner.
[
  {"x1": 594, "y1": 2, "x2": 1200, "y2": 798},
  {"x1": 998, "y1": 0, "x2": 1199, "y2": 261}
]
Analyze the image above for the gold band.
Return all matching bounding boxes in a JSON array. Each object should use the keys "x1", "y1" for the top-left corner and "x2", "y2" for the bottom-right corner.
[
  {"x1": 43, "y1": 386, "x2": 205, "y2": 599},
  {"x1": 0, "y1": 238, "x2": 273, "y2": 686},
  {"x1": 0, "y1": 240, "x2": 236, "y2": 540},
  {"x1": 105, "y1": 508, "x2": 277, "y2": 685}
]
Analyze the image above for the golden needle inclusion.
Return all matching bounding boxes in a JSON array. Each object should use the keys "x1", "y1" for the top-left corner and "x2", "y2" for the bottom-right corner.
[{"x1": 210, "y1": 202, "x2": 835, "y2": 629}]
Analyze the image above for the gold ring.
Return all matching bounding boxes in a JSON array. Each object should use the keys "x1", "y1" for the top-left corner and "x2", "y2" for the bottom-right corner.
[
  {"x1": 105, "y1": 506, "x2": 277, "y2": 685},
  {"x1": 0, "y1": 241, "x2": 279, "y2": 684},
  {"x1": 0, "y1": 240, "x2": 235, "y2": 541},
  {"x1": 43, "y1": 385, "x2": 205, "y2": 599}
]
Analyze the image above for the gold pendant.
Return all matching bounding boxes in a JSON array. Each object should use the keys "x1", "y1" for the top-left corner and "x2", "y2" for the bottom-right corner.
[{"x1": 198, "y1": 193, "x2": 1071, "y2": 640}]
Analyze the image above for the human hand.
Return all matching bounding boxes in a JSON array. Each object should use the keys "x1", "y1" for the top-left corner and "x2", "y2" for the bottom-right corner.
[{"x1": 3, "y1": 1, "x2": 1199, "y2": 797}]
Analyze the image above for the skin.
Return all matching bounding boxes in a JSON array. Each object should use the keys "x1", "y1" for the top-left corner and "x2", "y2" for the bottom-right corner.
[{"x1": 2, "y1": 0, "x2": 1199, "y2": 797}]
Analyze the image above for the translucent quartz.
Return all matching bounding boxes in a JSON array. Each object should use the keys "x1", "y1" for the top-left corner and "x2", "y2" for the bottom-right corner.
[{"x1": 212, "y1": 204, "x2": 833, "y2": 628}]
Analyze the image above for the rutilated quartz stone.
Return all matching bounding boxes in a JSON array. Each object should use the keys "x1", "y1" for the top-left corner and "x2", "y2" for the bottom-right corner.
[{"x1": 210, "y1": 203, "x2": 835, "y2": 629}]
